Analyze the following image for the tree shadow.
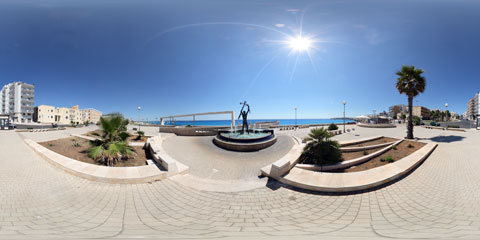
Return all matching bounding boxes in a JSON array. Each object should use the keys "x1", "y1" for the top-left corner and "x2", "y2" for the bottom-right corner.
[{"x1": 423, "y1": 135, "x2": 465, "y2": 143}]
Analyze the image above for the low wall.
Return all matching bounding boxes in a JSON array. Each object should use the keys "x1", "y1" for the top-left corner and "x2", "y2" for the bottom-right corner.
[
  {"x1": 16, "y1": 124, "x2": 70, "y2": 130},
  {"x1": 273, "y1": 122, "x2": 356, "y2": 129},
  {"x1": 146, "y1": 136, "x2": 189, "y2": 175},
  {"x1": 159, "y1": 126, "x2": 230, "y2": 136},
  {"x1": 260, "y1": 136, "x2": 304, "y2": 178},
  {"x1": 339, "y1": 136, "x2": 383, "y2": 147},
  {"x1": 357, "y1": 123, "x2": 396, "y2": 128}
]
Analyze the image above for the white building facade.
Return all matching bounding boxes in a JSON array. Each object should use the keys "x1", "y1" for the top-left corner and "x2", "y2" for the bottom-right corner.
[
  {"x1": 0, "y1": 82, "x2": 35, "y2": 123},
  {"x1": 466, "y1": 92, "x2": 480, "y2": 120}
]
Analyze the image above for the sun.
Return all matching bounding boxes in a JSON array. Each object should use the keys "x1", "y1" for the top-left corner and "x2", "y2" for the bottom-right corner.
[{"x1": 288, "y1": 36, "x2": 312, "y2": 52}]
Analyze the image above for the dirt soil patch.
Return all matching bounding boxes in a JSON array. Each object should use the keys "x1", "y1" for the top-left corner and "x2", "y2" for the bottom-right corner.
[
  {"x1": 344, "y1": 137, "x2": 398, "y2": 147},
  {"x1": 340, "y1": 146, "x2": 387, "y2": 161},
  {"x1": 39, "y1": 137, "x2": 149, "y2": 167},
  {"x1": 331, "y1": 140, "x2": 426, "y2": 172}
]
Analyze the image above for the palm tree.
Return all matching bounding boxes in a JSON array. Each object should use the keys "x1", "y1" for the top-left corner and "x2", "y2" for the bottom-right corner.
[
  {"x1": 300, "y1": 128, "x2": 341, "y2": 165},
  {"x1": 396, "y1": 65, "x2": 426, "y2": 139},
  {"x1": 89, "y1": 114, "x2": 135, "y2": 166}
]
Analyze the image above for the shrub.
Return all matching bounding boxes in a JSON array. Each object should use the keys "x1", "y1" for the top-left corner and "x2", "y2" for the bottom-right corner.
[
  {"x1": 381, "y1": 155, "x2": 394, "y2": 163},
  {"x1": 88, "y1": 114, "x2": 135, "y2": 166},
  {"x1": 363, "y1": 150, "x2": 369, "y2": 156},
  {"x1": 328, "y1": 123, "x2": 338, "y2": 131},
  {"x1": 430, "y1": 121, "x2": 437, "y2": 126},
  {"x1": 48, "y1": 143, "x2": 54, "y2": 147},
  {"x1": 408, "y1": 144, "x2": 414, "y2": 148},
  {"x1": 413, "y1": 116, "x2": 421, "y2": 126},
  {"x1": 392, "y1": 145, "x2": 397, "y2": 150},
  {"x1": 447, "y1": 125, "x2": 460, "y2": 128},
  {"x1": 185, "y1": 124, "x2": 192, "y2": 127},
  {"x1": 73, "y1": 141, "x2": 81, "y2": 148},
  {"x1": 27, "y1": 127, "x2": 33, "y2": 130},
  {"x1": 299, "y1": 128, "x2": 342, "y2": 165},
  {"x1": 136, "y1": 131, "x2": 145, "y2": 140}
]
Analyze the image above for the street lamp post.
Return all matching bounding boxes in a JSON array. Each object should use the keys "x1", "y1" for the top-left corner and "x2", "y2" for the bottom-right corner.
[
  {"x1": 294, "y1": 107, "x2": 297, "y2": 129},
  {"x1": 137, "y1": 106, "x2": 141, "y2": 131},
  {"x1": 445, "y1": 103, "x2": 449, "y2": 121},
  {"x1": 343, "y1": 100, "x2": 347, "y2": 133}
]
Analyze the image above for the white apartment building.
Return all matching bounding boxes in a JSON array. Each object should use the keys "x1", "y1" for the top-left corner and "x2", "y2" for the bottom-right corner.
[
  {"x1": 466, "y1": 92, "x2": 480, "y2": 120},
  {"x1": 0, "y1": 82, "x2": 35, "y2": 123}
]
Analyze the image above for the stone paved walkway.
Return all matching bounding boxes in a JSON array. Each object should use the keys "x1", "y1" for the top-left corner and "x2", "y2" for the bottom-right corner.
[{"x1": 2, "y1": 126, "x2": 480, "y2": 239}]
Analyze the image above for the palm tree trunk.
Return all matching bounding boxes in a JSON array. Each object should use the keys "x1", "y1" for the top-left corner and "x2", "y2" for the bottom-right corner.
[{"x1": 407, "y1": 96, "x2": 414, "y2": 139}]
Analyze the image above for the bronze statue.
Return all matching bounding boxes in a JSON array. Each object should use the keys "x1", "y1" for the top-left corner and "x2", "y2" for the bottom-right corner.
[{"x1": 238, "y1": 101, "x2": 250, "y2": 133}]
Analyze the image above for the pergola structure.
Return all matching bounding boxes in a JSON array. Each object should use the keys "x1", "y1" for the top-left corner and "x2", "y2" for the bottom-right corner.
[{"x1": 159, "y1": 111, "x2": 235, "y2": 127}]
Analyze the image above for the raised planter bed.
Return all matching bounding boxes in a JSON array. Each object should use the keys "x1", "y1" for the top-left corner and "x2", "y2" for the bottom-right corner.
[
  {"x1": 278, "y1": 142, "x2": 437, "y2": 192},
  {"x1": 39, "y1": 137, "x2": 148, "y2": 167},
  {"x1": 24, "y1": 139, "x2": 167, "y2": 184},
  {"x1": 296, "y1": 139, "x2": 403, "y2": 171},
  {"x1": 24, "y1": 135, "x2": 189, "y2": 184}
]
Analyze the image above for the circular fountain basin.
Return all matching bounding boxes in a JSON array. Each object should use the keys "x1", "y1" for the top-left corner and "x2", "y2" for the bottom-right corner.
[{"x1": 214, "y1": 129, "x2": 277, "y2": 152}]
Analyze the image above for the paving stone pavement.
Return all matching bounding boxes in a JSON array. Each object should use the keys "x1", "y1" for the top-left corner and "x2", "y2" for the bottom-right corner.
[{"x1": 2, "y1": 125, "x2": 480, "y2": 239}]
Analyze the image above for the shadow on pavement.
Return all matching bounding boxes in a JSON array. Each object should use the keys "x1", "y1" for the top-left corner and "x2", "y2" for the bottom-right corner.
[{"x1": 425, "y1": 135, "x2": 465, "y2": 143}]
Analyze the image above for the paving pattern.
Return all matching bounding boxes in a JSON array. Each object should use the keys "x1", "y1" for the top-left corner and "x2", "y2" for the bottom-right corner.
[
  {"x1": 162, "y1": 135, "x2": 294, "y2": 180},
  {"x1": 2, "y1": 125, "x2": 480, "y2": 239}
]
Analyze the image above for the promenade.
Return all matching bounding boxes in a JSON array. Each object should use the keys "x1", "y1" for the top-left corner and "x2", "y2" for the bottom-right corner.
[{"x1": 1, "y1": 125, "x2": 479, "y2": 239}]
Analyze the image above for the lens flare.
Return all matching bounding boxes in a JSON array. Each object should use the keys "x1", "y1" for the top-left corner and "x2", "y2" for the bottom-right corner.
[{"x1": 288, "y1": 36, "x2": 312, "y2": 52}]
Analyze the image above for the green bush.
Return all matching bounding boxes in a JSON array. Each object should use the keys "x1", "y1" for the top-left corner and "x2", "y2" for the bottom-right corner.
[
  {"x1": 27, "y1": 127, "x2": 33, "y2": 130},
  {"x1": 136, "y1": 131, "x2": 145, "y2": 140},
  {"x1": 381, "y1": 155, "x2": 394, "y2": 163},
  {"x1": 88, "y1": 114, "x2": 135, "y2": 166},
  {"x1": 73, "y1": 141, "x2": 81, "y2": 148},
  {"x1": 408, "y1": 144, "x2": 414, "y2": 148},
  {"x1": 299, "y1": 128, "x2": 342, "y2": 165},
  {"x1": 363, "y1": 150, "x2": 369, "y2": 156},
  {"x1": 48, "y1": 143, "x2": 54, "y2": 147},
  {"x1": 327, "y1": 123, "x2": 338, "y2": 131},
  {"x1": 430, "y1": 121, "x2": 437, "y2": 126},
  {"x1": 447, "y1": 125, "x2": 460, "y2": 128},
  {"x1": 413, "y1": 116, "x2": 421, "y2": 126},
  {"x1": 392, "y1": 145, "x2": 397, "y2": 150},
  {"x1": 185, "y1": 124, "x2": 192, "y2": 127}
]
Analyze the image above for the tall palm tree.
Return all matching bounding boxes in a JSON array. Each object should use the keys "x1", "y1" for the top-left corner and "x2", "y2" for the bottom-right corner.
[
  {"x1": 300, "y1": 128, "x2": 341, "y2": 165},
  {"x1": 396, "y1": 65, "x2": 426, "y2": 139},
  {"x1": 89, "y1": 114, "x2": 135, "y2": 166}
]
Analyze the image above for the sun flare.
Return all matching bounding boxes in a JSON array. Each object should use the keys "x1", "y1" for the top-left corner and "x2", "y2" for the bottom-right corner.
[{"x1": 288, "y1": 36, "x2": 312, "y2": 52}]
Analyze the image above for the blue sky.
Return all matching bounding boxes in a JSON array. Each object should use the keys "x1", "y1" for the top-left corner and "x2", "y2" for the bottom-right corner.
[{"x1": 1, "y1": 0, "x2": 479, "y2": 120}]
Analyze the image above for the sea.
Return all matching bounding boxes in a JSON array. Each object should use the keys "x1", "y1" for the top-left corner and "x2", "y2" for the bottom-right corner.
[{"x1": 147, "y1": 119, "x2": 355, "y2": 126}]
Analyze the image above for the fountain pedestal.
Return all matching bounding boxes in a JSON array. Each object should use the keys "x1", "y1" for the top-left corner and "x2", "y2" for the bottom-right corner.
[{"x1": 213, "y1": 129, "x2": 277, "y2": 152}]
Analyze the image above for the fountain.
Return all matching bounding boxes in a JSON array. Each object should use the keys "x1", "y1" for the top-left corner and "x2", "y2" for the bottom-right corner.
[{"x1": 213, "y1": 101, "x2": 277, "y2": 151}]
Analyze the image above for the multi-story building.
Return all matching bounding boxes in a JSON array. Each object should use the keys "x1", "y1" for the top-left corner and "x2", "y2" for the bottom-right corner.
[
  {"x1": 389, "y1": 104, "x2": 407, "y2": 118},
  {"x1": 33, "y1": 105, "x2": 56, "y2": 123},
  {"x1": 81, "y1": 108, "x2": 102, "y2": 124},
  {"x1": 412, "y1": 106, "x2": 430, "y2": 119},
  {"x1": 466, "y1": 92, "x2": 479, "y2": 120},
  {"x1": 0, "y1": 82, "x2": 35, "y2": 123},
  {"x1": 34, "y1": 105, "x2": 102, "y2": 125}
]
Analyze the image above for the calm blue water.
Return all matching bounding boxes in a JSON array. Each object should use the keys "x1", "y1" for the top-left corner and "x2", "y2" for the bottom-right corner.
[{"x1": 147, "y1": 119, "x2": 354, "y2": 126}]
